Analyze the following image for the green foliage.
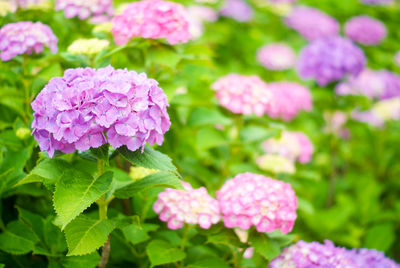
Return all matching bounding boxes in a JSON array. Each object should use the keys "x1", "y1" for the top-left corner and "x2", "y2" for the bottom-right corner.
[{"x1": 146, "y1": 239, "x2": 186, "y2": 267}]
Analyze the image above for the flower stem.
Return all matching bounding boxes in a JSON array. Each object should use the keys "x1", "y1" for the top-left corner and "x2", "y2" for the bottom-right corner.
[{"x1": 97, "y1": 159, "x2": 110, "y2": 268}]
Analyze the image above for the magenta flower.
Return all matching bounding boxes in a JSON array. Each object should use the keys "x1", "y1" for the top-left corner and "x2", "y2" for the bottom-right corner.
[
  {"x1": 211, "y1": 74, "x2": 272, "y2": 116},
  {"x1": 0, "y1": 21, "x2": 57, "y2": 61},
  {"x1": 297, "y1": 36, "x2": 366, "y2": 86},
  {"x1": 257, "y1": 43, "x2": 296, "y2": 71},
  {"x1": 153, "y1": 182, "x2": 220, "y2": 229},
  {"x1": 216, "y1": 172, "x2": 297, "y2": 234},
  {"x1": 262, "y1": 131, "x2": 314, "y2": 164},
  {"x1": 55, "y1": 0, "x2": 113, "y2": 20},
  {"x1": 111, "y1": 0, "x2": 192, "y2": 45},
  {"x1": 220, "y1": 0, "x2": 253, "y2": 22},
  {"x1": 265, "y1": 82, "x2": 312, "y2": 121},
  {"x1": 31, "y1": 66, "x2": 171, "y2": 157},
  {"x1": 285, "y1": 6, "x2": 339, "y2": 41},
  {"x1": 270, "y1": 240, "x2": 400, "y2": 268},
  {"x1": 345, "y1": 16, "x2": 386, "y2": 46},
  {"x1": 336, "y1": 69, "x2": 400, "y2": 100}
]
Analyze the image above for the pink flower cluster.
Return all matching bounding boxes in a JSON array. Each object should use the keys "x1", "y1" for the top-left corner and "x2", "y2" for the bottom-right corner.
[
  {"x1": 187, "y1": 5, "x2": 218, "y2": 39},
  {"x1": 257, "y1": 43, "x2": 296, "y2": 71},
  {"x1": 211, "y1": 74, "x2": 272, "y2": 116},
  {"x1": 55, "y1": 0, "x2": 113, "y2": 20},
  {"x1": 153, "y1": 182, "x2": 220, "y2": 229},
  {"x1": 266, "y1": 82, "x2": 312, "y2": 121},
  {"x1": 220, "y1": 0, "x2": 254, "y2": 22},
  {"x1": 285, "y1": 6, "x2": 339, "y2": 41},
  {"x1": 216, "y1": 172, "x2": 298, "y2": 234},
  {"x1": 0, "y1": 21, "x2": 57, "y2": 61},
  {"x1": 31, "y1": 66, "x2": 171, "y2": 157},
  {"x1": 262, "y1": 131, "x2": 314, "y2": 164},
  {"x1": 345, "y1": 16, "x2": 387, "y2": 46},
  {"x1": 111, "y1": 0, "x2": 192, "y2": 45}
]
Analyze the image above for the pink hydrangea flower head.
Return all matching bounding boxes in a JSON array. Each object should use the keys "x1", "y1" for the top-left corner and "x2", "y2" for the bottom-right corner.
[
  {"x1": 345, "y1": 16, "x2": 386, "y2": 46},
  {"x1": 187, "y1": 5, "x2": 218, "y2": 39},
  {"x1": 211, "y1": 74, "x2": 272, "y2": 116},
  {"x1": 31, "y1": 66, "x2": 171, "y2": 157},
  {"x1": 265, "y1": 82, "x2": 312, "y2": 121},
  {"x1": 262, "y1": 131, "x2": 314, "y2": 164},
  {"x1": 216, "y1": 172, "x2": 298, "y2": 234},
  {"x1": 153, "y1": 182, "x2": 220, "y2": 229},
  {"x1": 324, "y1": 111, "x2": 349, "y2": 138},
  {"x1": 297, "y1": 36, "x2": 366, "y2": 86},
  {"x1": 285, "y1": 6, "x2": 339, "y2": 41},
  {"x1": 55, "y1": 0, "x2": 113, "y2": 20},
  {"x1": 111, "y1": 0, "x2": 192, "y2": 45},
  {"x1": 257, "y1": 43, "x2": 296, "y2": 71},
  {"x1": 336, "y1": 69, "x2": 400, "y2": 100},
  {"x1": 0, "y1": 21, "x2": 57, "y2": 61},
  {"x1": 220, "y1": 0, "x2": 253, "y2": 22},
  {"x1": 16, "y1": 0, "x2": 49, "y2": 9},
  {"x1": 268, "y1": 0, "x2": 297, "y2": 3}
]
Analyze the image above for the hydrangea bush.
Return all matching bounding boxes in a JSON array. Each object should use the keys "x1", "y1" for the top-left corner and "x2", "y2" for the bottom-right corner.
[{"x1": 0, "y1": 0, "x2": 399, "y2": 267}]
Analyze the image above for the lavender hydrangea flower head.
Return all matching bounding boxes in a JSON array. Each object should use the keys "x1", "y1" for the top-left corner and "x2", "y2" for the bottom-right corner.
[
  {"x1": 265, "y1": 82, "x2": 312, "y2": 121},
  {"x1": 297, "y1": 36, "x2": 366, "y2": 86},
  {"x1": 336, "y1": 69, "x2": 400, "y2": 100},
  {"x1": 220, "y1": 0, "x2": 253, "y2": 22},
  {"x1": 216, "y1": 172, "x2": 298, "y2": 233},
  {"x1": 55, "y1": 0, "x2": 113, "y2": 20},
  {"x1": 353, "y1": 248, "x2": 400, "y2": 268},
  {"x1": 257, "y1": 43, "x2": 296, "y2": 71},
  {"x1": 361, "y1": 0, "x2": 393, "y2": 5},
  {"x1": 268, "y1": 0, "x2": 297, "y2": 3},
  {"x1": 31, "y1": 66, "x2": 171, "y2": 157},
  {"x1": 345, "y1": 16, "x2": 387, "y2": 45},
  {"x1": 352, "y1": 97, "x2": 400, "y2": 127},
  {"x1": 395, "y1": 51, "x2": 400, "y2": 67},
  {"x1": 211, "y1": 74, "x2": 272, "y2": 116},
  {"x1": 0, "y1": 21, "x2": 57, "y2": 61},
  {"x1": 262, "y1": 131, "x2": 314, "y2": 164},
  {"x1": 153, "y1": 182, "x2": 220, "y2": 229},
  {"x1": 112, "y1": 0, "x2": 192, "y2": 45},
  {"x1": 285, "y1": 6, "x2": 339, "y2": 41},
  {"x1": 16, "y1": 0, "x2": 50, "y2": 9}
]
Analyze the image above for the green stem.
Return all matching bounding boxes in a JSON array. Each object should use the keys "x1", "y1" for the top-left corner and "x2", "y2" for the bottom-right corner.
[
  {"x1": 21, "y1": 55, "x2": 30, "y2": 124},
  {"x1": 180, "y1": 224, "x2": 190, "y2": 251},
  {"x1": 97, "y1": 159, "x2": 110, "y2": 268}
]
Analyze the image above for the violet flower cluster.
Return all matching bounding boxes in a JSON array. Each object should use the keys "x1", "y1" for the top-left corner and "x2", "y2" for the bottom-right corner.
[
  {"x1": 216, "y1": 172, "x2": 298, "y2": 234},
  {"x1": 262, "y1": 131, "x2": 314, "y2": 164},
  {"x1": 211, "y1": 74, "x2": 272, "y2": 116},
  {"x1": 285, "y1": 6, "x2": 339, "y2": 41},
  {"x1": 297, "y1": 36, "x2": 366, "y2": 86},
  {"x1": 220, "y1": 0, "x2": 253, "y2": 22},
  {"x1": 345, "y1": 16, "x2": 387, "y2": 46},
  {"x1": 361, "y1": 0, "x2": 393, "y2": 4},
  {"x1": 270, "y1": 240, "x2": 400, "y2": 268},
  {"x1": 153, "y1": 181, "x2": 220, "y2": 229},
  {"x1": 31, "y1": 66, "x2": 171, "y2": 157},
  {"x1": 336, "y1": 69, "x2": 400, "y2": 100},
  {"x1": 266, "y1": 82, "x2": 312, "y2": 121},
  {"x1": 257, "y1": 43, "x2": 296, "y2": 71},
  {"x1": 55, "y1": 0, "x2": 113, "y2": 20},
  {"x1": 111, "y1": 0, "x2": 192, "y2": 45},
  {"x1": 0, "y1": 21, "x2": 58, "y2": 61}
]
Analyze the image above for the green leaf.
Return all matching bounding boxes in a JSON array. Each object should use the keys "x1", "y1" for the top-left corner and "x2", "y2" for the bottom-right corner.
[
  {"x1": 204, "y1": 224, "x2": 244, "y2": 248},
  {"x1": 117, "y1": 146, "x2": 178, "y2": 175},
  {"x1": 90, "y1": 144, "x2": 109, "y2": 164},
  {"x1": 188, "y1": 107, "x2": 232, "y2": 126},
  {"x1": 53, "y1": 171, "x2": 113, "y2": 229},
  {"x1": 114, "y1": 171, "x2": 183, "y2": 198},
  {"x1": 61, "y1": 252, "x2": 100, "y2": 268},
  {"x1": 363, "y1": 222, "x2": 395, "y2": 251},
  {"x1": 249, "y1": 232, "x2": 281, "y2": 261},
  {"x1": 148, "y1": 45, "x2": 182, "y2": 68},
  {"x1": 146, "y1": 240, "x2": 186, "y2": 267},
  {"x1": 122, "y1": 223, "x2": 159, "y2": 245},
  {"x1": 196, "y1": 127, "x2": 227, "y2": 150},
  {"x1": 0, "y1": 220, "x2": 38, "y2": 254},
  {"x1": 240, "y1": 126, "x2": 278, "y2": 143},
  {"x1": 64, "y1": 215, "x2": 115, "y2": 256},
  {"x1": 16, "y1": 158, "x2": 71, "y2": 187},
  {"x1": 187, "y1": 257, "x2": 231, "y2": 268}
]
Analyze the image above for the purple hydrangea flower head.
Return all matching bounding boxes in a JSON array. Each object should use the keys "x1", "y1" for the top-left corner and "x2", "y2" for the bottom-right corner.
[
  {"x1": 220, "y1": 0, "x2": 253, "y2": 22},
  {"x1": 345, "y1": 16, "x2": 386, "y2": 45},
  {"x1": 353, "y1": 248, "x2": 400, "y2": 268},
  {"x1": 216, "y1": 172, "x2": 298, "y2": 234},
  {"x1": 153, "y1": 181, "x2": 220, "y2": 229},
  {"x1": 285, "y1": 6, "x2": 339, "y2": 41},
  {"x1": 265, "y1": 82, "x2": 312, "y2": 121},
  {"x1": 297, "y1": 36, "x2": 366, "y2": 86},
  {"x1": 31, "y1": 66, "x2": 171, "y2": 157},
  {"x1": 211, "y1": 74, "x2": 272, "y2": 116},
  {"x1": 257, "y1": 43, "x2": 296, "y2": 71},
  {"x1": 0, "y1": 21, "x2": 57, "y2": 61},
  {"x1": 336, "y1": 69, "x2": 400, "y2": 100},
  {"x1": 112, "y1": 0, "x2": 192, "y2": 45},
  {"x1": 55, "y1": 0, "x2": 113, "y2": 20},
  {"x1": 361, "y1": 0, "x2": 393, "y2": 5}
]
